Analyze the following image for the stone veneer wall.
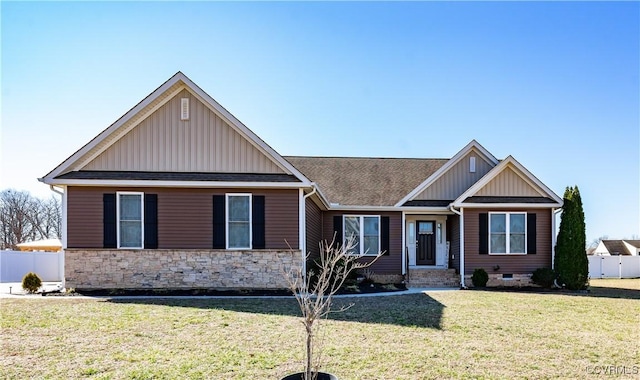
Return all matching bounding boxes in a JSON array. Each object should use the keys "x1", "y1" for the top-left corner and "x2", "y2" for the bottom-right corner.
[
  {"x1": 65, "y1": 249, "x2": 303, "y2": 290},
  {"x1": 464, "y1": 273, "x2": 534, "y2": 288}
]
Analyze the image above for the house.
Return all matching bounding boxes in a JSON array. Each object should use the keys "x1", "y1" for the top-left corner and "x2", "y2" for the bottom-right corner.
[
  {"x1": 592, "y1": 240, "x2": 640, "y2": 256},
  {"x1": 40, "y1": 72, "x2": 563, "y2": 290}
]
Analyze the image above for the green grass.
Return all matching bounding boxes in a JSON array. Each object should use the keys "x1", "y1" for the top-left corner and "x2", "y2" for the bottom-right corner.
[{"x1": 1, "y1": 279, "x2": 638, "y2": 379}]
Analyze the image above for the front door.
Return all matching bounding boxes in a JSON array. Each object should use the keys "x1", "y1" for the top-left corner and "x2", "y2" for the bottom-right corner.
[{"x1": 417, "y1": 221, "x2": 436, "y2": 266}]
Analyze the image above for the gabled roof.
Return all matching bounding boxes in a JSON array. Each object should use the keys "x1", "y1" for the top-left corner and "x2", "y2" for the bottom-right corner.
[
  {"x1": 624, "y1": 240, "x2": 640, "y2": 248},
  {"x1": 395, "y1": 140, "x2": 499, "y2": 207},
  {"x1": 285, "y1": 156, "x2": 447, "y2": 207},
  {"x1": 40, "y1": 72, "x2": 311, "y2": 186},
  {"x1": 453, "y1": 155, "x2": 563, "y2": 208},
  {"x1": 601, "y1": 240, "x2": 632, "y2": 255}
]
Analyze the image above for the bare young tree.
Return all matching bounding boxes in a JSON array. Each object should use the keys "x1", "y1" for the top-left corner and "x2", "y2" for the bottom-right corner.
[{"x1": 284, "y1": 236, "x2": 383, "y2": 380}]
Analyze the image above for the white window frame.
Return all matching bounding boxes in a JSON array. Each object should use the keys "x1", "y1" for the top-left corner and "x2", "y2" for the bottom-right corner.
[
  {"x1": 226, "y1": 193, "x2": 252, "y2": 250},
  {"x1": 343, "y1": 215, "x2": 381, "y2": 256},
  {"x1": 489, "y1": 212, "x2": 527, "y2": 255},
  {"x1": 116, "y1": 191, "x2": 144, "y2": 249}
]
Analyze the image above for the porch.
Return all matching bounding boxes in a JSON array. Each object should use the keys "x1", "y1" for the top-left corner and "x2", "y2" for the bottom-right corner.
[{"x1": 403, "y1": 214, "x2": 460, "y2": 287}]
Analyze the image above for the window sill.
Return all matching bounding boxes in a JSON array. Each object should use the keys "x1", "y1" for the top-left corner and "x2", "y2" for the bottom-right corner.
[{"x1": 488, "y1": 253, "x2": 527, "y2": 255}]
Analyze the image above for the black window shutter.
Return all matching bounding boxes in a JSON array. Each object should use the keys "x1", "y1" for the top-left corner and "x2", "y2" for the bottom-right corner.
[
  {"x1": 333, "y1": 215, "x2": 343, "y2": 247},
  {"x1": 212, "y1": 195, "x2": 225, "y2": 249},
  {"x1": 103, "y1": 194, "x2": 117, "y2": 248},
  {"x1": 527, "y1": 213, "x2": 537, "y2": 254},
  {"x1": 479, "y1": 213, "x2": 488, "y2": 254},
  {"x1": 144, "y1": 194, "x2": 158, "y2": 249},
  {"x1": 252, "y1": 195, "x2": 265, "y2": 249},
  {"x1": 381, "y1": 216, "x2": 390, "y2": 255}
]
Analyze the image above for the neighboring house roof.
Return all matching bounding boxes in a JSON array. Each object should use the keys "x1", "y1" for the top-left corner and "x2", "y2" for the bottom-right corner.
[
  {"x1": 285, "y1": 156, "x2": 448, "y2": 207},
  {"x1": 601, "y1": 240, "x2": 632, "y2": 255},
  {"x1": 16, "y1": 239, "x2": 62, "y2": 252},
  {"x1": 598, "y1": 240, "x2": 640, "y2": 256},
  {"x1": 624, "y1": 240, "x2": 640, "y2": 248}
]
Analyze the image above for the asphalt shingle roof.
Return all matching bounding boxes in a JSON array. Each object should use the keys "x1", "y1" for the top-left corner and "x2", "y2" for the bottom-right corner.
[
  {"x1": 601, "y1": 240, "x2": 631, "y2": 255},
  {"x1": 285, "y1": 156, "x2": 448, "y2": 206}
]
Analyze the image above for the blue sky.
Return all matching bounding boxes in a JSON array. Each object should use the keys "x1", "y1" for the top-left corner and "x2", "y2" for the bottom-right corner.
[{"x1": 1, "y1": 1, "x2": 638, "y2": 242}]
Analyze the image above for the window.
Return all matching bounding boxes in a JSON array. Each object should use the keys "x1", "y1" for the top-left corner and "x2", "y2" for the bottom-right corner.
[
  {"x1": 344, "y1": 215, "x2": 380, "y2": 255},
  {"x1": 489, "y1": 212, "x2": 526, "y2": 254},
  {"x1": 226, "y1": 194, "x2": 251, "y2": 249},
  {"x1": 117, "y1": 192, "x2": 144, "y2": 248}
]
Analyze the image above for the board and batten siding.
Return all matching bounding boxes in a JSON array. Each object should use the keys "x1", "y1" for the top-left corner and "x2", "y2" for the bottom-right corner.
[
  {"x1": 83, "y1": 90, "x2": 285, "y2": 174},
  {"x1": 305, "y1": 198, "x2": 323, "y2": 257},
  {"x1": 415, "y1": 150, "x2": 494, "y2": 200},
  {"x1": 463, "y1": 208, "x2": 552, "y2": 275},
  {"x1": 476, "y1": 166, "x2": 543, "y2": 197},
  {"x1": 322, "y1": 211, "x2": 402, "y2": 275},
  {"x1": 66, "y1": 187, "x2": 298, "y2": 250}
]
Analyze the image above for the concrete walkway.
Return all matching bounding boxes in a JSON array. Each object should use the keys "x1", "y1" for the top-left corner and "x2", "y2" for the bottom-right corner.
[{"x1": 0, "y1": 282, "x2": 457, "y2": 299}]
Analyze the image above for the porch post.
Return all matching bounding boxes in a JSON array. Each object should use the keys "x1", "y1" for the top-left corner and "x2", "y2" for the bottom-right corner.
[
  {"x1": 401, "y1": 211, "x2": 406, "y2": 275},
  {"x1": 551, "y1": 208, "x2": 557, "y2": 270}
]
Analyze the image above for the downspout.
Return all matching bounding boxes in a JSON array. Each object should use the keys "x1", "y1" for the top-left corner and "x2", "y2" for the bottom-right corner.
[
  {"x1": 301, "y1": 184, "x2": 318, "y2": 279},
  {"x1": 450, "y1": 205, "x2": 466, "y2": 288},
  {"x1": 49, "y1": 185, "x2": 66, "y2": 290}
]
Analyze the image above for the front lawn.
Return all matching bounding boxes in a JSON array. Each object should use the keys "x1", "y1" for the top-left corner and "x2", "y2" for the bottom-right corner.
[{"x1": 1, "y1": 279, "x2": 638, "y2": 379}]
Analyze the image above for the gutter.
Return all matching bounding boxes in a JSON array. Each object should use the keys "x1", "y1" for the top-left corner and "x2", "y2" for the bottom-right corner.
[{"x1": 449, "y1": 205, "x2": 466, "y2": 289}]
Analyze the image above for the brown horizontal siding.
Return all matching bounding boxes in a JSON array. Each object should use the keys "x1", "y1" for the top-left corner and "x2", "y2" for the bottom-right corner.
[
  {"x1": 157, "y1": 190, "x2": 213, "y2": 249},
  {"x1": 463, "y1": 208, "x2": 552, "y2": 275},
  {"x1": 67, "y1": 187, "x2": 104, "y2": 248},
  {"x1": 305, "y1": 198, "x2": 323, "y2": 257},
  {"x1": 322, "y1": 211, "x2": 402, "y2": 275},
  {"x1": 66, "y1": 187, "x2": 299, "y2": 250},
  {"x1": 263, "y1": 190, "x2": 299, "y2": 249}
]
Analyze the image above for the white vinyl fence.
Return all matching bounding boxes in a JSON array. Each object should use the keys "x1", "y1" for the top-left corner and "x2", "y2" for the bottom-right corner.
[
  {"x1": 0, "y1": 250, "x2": 63, "y2": 282},
  {"x1": 588, "y1": 255, "x2": 640, "y2": 279}
]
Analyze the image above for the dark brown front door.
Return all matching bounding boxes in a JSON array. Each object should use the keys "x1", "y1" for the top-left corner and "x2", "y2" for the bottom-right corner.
[{"x1": 417, "y1": 221, "x2": 436, "y2": 266}]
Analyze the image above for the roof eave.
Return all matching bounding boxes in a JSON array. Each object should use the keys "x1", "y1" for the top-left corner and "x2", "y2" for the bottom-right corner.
[
  {"x1": 42, "y1": 179, "x2": 309, "y2": 189},
  {"x1": 453, "y1": 202, "x2": 563, "y2": 209}
]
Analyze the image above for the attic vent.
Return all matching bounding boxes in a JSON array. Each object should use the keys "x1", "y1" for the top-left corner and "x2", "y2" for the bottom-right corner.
[
  {"x1": 181, "y1": 98, "x2": 189, "y2": 120},
  {"x1": 470, "y1": 156, "x2": 476, "y2": 173}
]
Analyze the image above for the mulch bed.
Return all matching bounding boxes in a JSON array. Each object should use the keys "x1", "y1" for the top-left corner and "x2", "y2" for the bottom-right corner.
[{"x1": 44, "y1": 283, "x2": 407, "y2": 297}]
